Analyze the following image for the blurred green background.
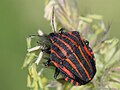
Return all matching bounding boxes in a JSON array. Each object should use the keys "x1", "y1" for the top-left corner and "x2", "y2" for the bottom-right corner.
[{"x1": 0, "y1": 0, "x2": 120, "y2": 90}]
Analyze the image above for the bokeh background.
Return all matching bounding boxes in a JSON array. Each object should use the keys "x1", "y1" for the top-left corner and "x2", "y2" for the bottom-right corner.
[{"x1": 0, "y1": 0, "x2": 120, "y2": 90}]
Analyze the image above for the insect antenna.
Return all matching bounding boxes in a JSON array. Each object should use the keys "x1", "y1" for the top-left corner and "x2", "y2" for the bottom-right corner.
[{"x1": 51, "y1": 7, "x2": 56, "y2": 33}]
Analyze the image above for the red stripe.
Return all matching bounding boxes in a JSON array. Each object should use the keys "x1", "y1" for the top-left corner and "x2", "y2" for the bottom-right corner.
[
  {"x1": 84, "y1": 46, "x2": 92, "y2": 58},
  {"x1": 55, "y1": 37, "x2": 74, "y2": 53},
  {"x1": 65, "y1": 76, "x2": 79, "y2": 86},
  {"x1": 65, "y1": 58, "x2": 82, "y2": 78},
  {"x1": 61, "y1": 34, "x2": 78, "y2": 47},
  {"x1": 61, "y1": 67, "x2": 74, "y2": 78},
  {"x1": 75, "y1": 82, "x2": 79, "y2": 86},
  {"x1": 51, "y1": 48, "x2": 82, "y2": 78},
  {"x1": 54, "y1": 37, "x2": 91, "y2": 80},
  {"x1": 68, "y1": 32, "x2": 94, "y2": 71},
  {"x1": 65, "y1": 77, "x2": 68, "y2": 81},
  {"x1": 70, "y1": 79, "x2": 74, "y2": 84},
  {"x1": 52, "y1": 42, "x2": 68, "y2": 57},
  {"x1": 78, "y1": 46, "x2": 93, "y2": 70},
  {"x1": 68, "y1": 32, "x2": 80, "y2": 42},
  {"x1": 51, "y1": 61, "x2": 74, "y2": 78},
  {"x1": 73, "y1": 52, "x2": 91, "y2": 80},
  {"x1": 61, "y1": 34, "x2": 92, "y2": 70},
  {"x1": 51, "y1": 49, "x2": 63, "y2": 60}
]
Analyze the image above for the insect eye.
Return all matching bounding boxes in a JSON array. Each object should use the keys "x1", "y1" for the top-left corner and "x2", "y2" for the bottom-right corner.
[{"x1": 84, "y1": 40, "x2": 89, "y2": 46}]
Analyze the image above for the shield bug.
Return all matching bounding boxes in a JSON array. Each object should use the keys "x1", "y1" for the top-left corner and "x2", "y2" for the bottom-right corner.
[
  {"x1": 30, "y1": 7, "x2": 96, "y2": 86},
  {"x1": 45, "y1": 28, "x2": 96, "y2": 86}
]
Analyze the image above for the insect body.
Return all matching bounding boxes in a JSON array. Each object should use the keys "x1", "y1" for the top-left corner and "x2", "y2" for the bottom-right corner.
[{"x1": 44, "y1": 28, "x2": 96, "y2": 86}]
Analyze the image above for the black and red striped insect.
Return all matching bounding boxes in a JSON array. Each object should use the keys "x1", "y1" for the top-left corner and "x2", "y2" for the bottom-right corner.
[
  {"x1": 35, "y1": 7, "x2": 96, "y2": 86},
  {"x1": 41, "y1": 28, "x2": 96, "y2": 86}
]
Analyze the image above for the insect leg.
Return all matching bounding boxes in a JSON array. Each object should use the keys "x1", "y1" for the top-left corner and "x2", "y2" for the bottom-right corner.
[
  {"x1": 28, "y1": 34, "x2": 39, "y2": 38},
  {"x1": 59, "y1": 28, "x2": 65, "y2": 34},
  {"x1": 41, "y1": 47, "x2": 50, "y2": 54},
  {"x1": 44, "y1": 59, "x2": 51, "y2": 67},
  {"x1": 54, "y1": 67, "x2": 60, "y2": 79}
]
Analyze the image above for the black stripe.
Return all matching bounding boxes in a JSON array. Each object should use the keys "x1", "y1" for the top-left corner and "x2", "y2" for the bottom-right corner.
[
  {"x1": 57, "y1": 33, "x2": 92, "y2": 78},
  {"x1": 50, "y1": 46, "x2": 80, "y2": 79},
  {"x1": 61, "y1": 71, "x2": 87, "y2": 85},
  {"x1": 51, "y1": 44, "x2": 66, "y2": 59},
  {"x1": 72, "y1": 31, "x2": 96, "y2": 77},
  {"x1": 51, "y1": 35, "x2": 88, "y2": 80},
  {"x1": 68, "y1": 32, "x2": 95, "y2": 74},
  {"x1": 79, "y1": 40, "x2": 96, "y2": 76},
  {"x1": 62, "y1": 36, "x2": 91, "y2": 80},
  {"x1": 63, "y1": 33, "x2": 93, "y2": 68}
]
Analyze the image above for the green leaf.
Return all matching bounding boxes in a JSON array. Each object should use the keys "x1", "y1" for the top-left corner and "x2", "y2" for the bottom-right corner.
[
  {"x1": 27, "y1": 74, "x2": 32, "y2": 88},
  {"x1": 22, "y1": 53, "x2": 36, "y2": 68},
  {"x1": 26, "y1": 37, "x2": 32, "y2": 49},
  {"x1": 80, "y1": 16, "x2": 93, "y2": 23},
  {"x1": 109, "y1": 81, "x2": 120, "y2": 89},
  {"x1": 105, "y1": 49, "x2": 120, "y2": 69},
  {"x1": 109, "y1": 72, "x2": 120, "y2": 83},
  {"x1": 88, "y1": 15, "x2": 103, "y2": 20}
]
